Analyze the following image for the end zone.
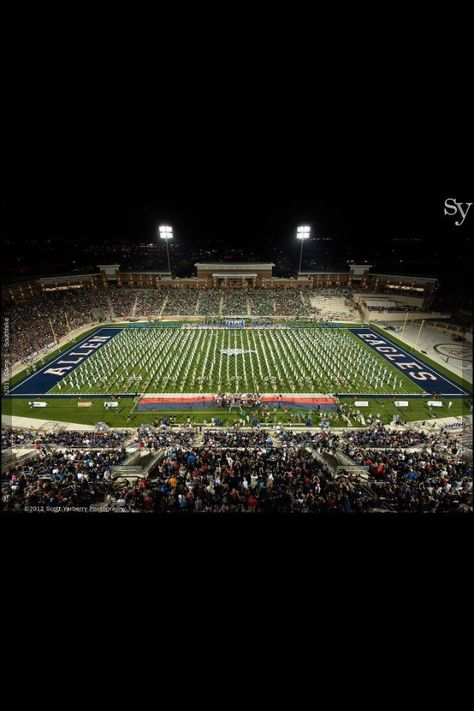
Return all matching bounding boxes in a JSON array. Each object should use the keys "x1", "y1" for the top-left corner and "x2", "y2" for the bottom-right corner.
[{"x1": 349, "y1": 327, "x2": 470, "y2": 396}]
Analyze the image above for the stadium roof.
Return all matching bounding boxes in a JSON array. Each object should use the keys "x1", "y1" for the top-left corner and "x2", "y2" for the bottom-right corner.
[
  {"x1": 299, "y1": 271, "x2": 349, "y2": 275},
  {"x1": 212, "y1": 273, "x2": 258, "y2": 278},
  {"x1": 195, "y1": 263, "x2": 275, "y2": 269},
  {"x1": 37, "y1": 273, "x2": 101, "y2": 284},
  {"x1": 119, "y1": 270, "x2": 172, "y2": 275},
  {"x1": 372, "y1": 273, "x2": 438, "y2": 283},
  {"x1": 2, "y1": 269, "x2": 100, "y2": 287}
]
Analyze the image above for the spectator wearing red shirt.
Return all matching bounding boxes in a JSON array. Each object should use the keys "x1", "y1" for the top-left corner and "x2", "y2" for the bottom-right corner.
[{"x1": 247, "y1": 494, "x2": 258, "y2": 512}]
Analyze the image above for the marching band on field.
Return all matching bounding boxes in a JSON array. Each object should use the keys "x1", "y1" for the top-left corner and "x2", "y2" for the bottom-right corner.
[{"x1": 54, "y1": 326, "x2": 407, "y2": 396}]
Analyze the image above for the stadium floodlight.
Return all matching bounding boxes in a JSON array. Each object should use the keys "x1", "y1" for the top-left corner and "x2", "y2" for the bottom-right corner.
[
  {"x1": 296, "y1": 225, "x2": 311, "y2": 274},
  {"x1": 296, "y1": 226, "x2": 311, "y2": 237},
  {"x1": 158, "y1": 225, "x2": 173, "y2": 274}
]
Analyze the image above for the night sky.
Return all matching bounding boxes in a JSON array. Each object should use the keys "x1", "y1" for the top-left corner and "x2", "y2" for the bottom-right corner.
[{"x1": 2, "y1": 195, "x2": 472, "y2": 304}]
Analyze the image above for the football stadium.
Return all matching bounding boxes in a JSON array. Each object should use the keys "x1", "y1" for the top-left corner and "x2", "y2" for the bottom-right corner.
[{"x1": 2, "y1": 197, "x2": 472, "y2": 514}]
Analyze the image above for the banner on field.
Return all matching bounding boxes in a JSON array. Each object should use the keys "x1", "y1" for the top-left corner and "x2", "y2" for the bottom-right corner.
[
  {"x1": 31, "y1": 401, "x2": 47, "y2": 408},
  {"x1": 394, "y1": 401, "x2": 409, "y2": 407},
  {"x1": 104, "y1": 401, "x2": 119, "y2": 409},
  {"x1": 427, "y1": 401, "x2": 443, "y2": 407},
  {"x1": 354, "y1": 401, "x2": 369, "y2": 407},
  {"x1": 78, "y1": 402, "x2": 93, "y2": 408}
]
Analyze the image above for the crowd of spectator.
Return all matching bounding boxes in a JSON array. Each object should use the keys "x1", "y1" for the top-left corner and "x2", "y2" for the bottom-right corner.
[
  {"x1": 136, "y1": 426, "x2": 196, "y2": 450},
  {"x1": 341, "y1": 426, "x2": 432, "y2": 448},
  {"x1": 5, "y1": 285, "x2": 363, "y2": 365},
  {"x1": 194, "y1": 287, "x2": 318, "y2": 319},
  {"x1": 6, "y1": 291, "x2": 96, "y2": 365},
  {"x1": 221, "y1": 290, "x2": 249, "y2": 315},
  {"x1": 203, "y1": 429, "x2": 274, "y2": 447},
  {"x1": 2, "y1": 448, "x2": 128, "y2": 511},
  {"x1": 2, "y1": 419, "x2": 471, "y2": 512},
  {"x1": 197, "y1": 289, "x2": 222, "y2": 316},
  {"x1": 279, "y1": 430, "x2": 341, "y2": 452},
  {"x1": 60, "y1": 287, "x2": 112, "y2": 321},
  {"x1": 145, "y1": 445, "x2": 378, "y2": 513},
  {"x1": 91, "y1": 445, "x2": 375, "y2": 513},
  {"x1": 134, "y1": 289, "x2": 164, "y2": 316},
  {"x1": 274, "y1": 288, "x2": 311, "y2": 316},
  {"x1": 247, "y1": 288, "x2": 275, "y2": 316},
  {"x1": 2, "y1": 428, "x2": 38, "y2": 450},
  {"x1": 1, "y1": 427, "x2": 129, "y2": 451},
  {"x1": 108, "y1": 288, "x2": 137, "y2": 317},
  {"x1": 342, "y1": 446, "x2": 472, "y2": 512},
  {"x1": 5, "y1": 287, "x2": 127, "y2": 364},
  {"x1": 162, "y1": 289, "x2": 199, "y2": 315}
]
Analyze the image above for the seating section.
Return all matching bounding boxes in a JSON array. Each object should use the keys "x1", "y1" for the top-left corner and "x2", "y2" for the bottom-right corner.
[
  {"x1": 309, "y1": 289, "x2": 356, "y2": 320},
  {"x1": 197, "y1": 289, "x2": 222, "y2": 316},
  {"x1": 162, "y1": 289, "x2": 199, "y2": 316},
  {"x1": 2, "y1": 425, "x2": 471, "y2": 513},
  {"x1": 5, "y1": 285, "x2": 358, "y2": 364}
]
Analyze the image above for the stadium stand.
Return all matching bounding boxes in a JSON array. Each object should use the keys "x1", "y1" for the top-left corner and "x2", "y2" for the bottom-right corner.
[
  {"x1": 6, "y1": 288, "x2": 112, "y2": 365},
  {"x1": 134, "y1": 289, "x2": 165, "y2": 317},
  {"x1": 164, "y1": 289, "x2": 199, "y2": 315},
  {"x1": 108, "y1": 288, "x2": 137, "y2": 317},
  {"x1": 309, "y1": 289, "x2": 356, "y2": 321},
  {"x1": 1, "y1": 427, "x2": 129, "y2": 450},
  {"x1": 5, "y1": 286, "x2": 358, "y2": 365},
  {"x1": 2, "y1": 425, "x2": 471, "y2": 513},
  {"x1": 221, "y1": 290, "x2": 249, "y2": 316},
  {"x1": 197, "y1": 288, "x2": 222, "y2": 316}
]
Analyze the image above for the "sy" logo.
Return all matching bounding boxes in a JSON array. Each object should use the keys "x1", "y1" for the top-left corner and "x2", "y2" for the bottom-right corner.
[{"x1": 444, "y1": 198, "x2": 472, "y2": 226}]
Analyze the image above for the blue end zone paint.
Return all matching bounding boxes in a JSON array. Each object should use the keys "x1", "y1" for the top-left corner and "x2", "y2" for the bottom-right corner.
[
  {"x1": 9, "y1": 328, "x2": 123, "y2": 395},
  {"x1": 349, "y1": 328, "x2": 470, "y2": 396}
]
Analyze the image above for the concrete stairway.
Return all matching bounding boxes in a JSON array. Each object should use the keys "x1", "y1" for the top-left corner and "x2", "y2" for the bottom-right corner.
[
  {"x1": 159, "y1": 297, "x2": 168, "y2": 318},
  {"x1": 107, "y1": 295, "x2": 115, "y2": 318}
]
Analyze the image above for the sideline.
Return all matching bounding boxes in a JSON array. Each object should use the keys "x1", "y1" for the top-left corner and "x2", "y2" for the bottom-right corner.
[
  {"x1": 2, "y1": 413, "x2": 470, "y2": 433},
  {"x1": 2, "y1": 414, "x2": 97, "y2": 431}
]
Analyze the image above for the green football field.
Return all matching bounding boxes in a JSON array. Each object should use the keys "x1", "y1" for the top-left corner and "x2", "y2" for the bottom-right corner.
[
  {"x1": 1, "y1": 394, "x2": 469, "y2": 428},
  {"x1": 45, "y1": 327, "x2": 425, "y2": 396}
]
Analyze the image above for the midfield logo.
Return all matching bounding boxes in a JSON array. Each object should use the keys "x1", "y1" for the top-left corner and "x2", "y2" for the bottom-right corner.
[
  {"x1": 221, "y1": 349, "x2": 257, "y2": 356},
  {"x1": 444, "y1": 198, "x2": 472, "y2": 226}
]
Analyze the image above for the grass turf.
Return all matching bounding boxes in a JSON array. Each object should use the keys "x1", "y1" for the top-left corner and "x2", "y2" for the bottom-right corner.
[
  {"x1": 5, "y1": 322, "x2": 471, "y2": 427},
  {"x1": 2, "y1": 394, "x2": 470, "y2": 428},
  {"x1": 44, "y1": 327, "x2": 425, "y2": 396}
]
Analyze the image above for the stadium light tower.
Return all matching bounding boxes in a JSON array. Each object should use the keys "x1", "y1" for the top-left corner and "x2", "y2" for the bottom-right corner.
[
  {"x1": 159, "y1": 225, "x2": 173, "y2": 275},
  {"x1": 296, "y1": 225, "x2": 311, "y2": 275}
]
